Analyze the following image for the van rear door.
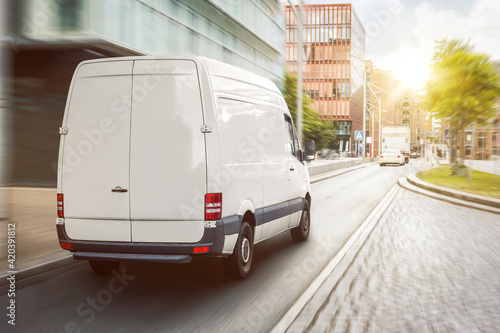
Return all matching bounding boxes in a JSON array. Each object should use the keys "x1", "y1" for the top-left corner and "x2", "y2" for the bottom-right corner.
[
  {"x1": 129, "y1": 60, "x2": 207, "y2": 243},
  {"x1": 61, "y1": 61, "x2": 133, "y2": 242}
]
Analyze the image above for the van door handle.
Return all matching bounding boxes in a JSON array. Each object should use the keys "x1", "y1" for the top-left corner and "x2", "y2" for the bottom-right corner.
[
  {"x1": 111, "y1": 186, "x2": 128, "y2": 193},
  {"x1": 290, "y1": 164, "x2": 295, "y2": 171}
]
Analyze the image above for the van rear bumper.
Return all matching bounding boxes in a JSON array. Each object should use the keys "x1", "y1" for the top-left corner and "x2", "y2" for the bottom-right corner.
[
  {"x1": 56, "y1": 223, "x2": 225, "y2": 259},
  {"x1": 73, "y1": 251, "x2": 192, "y2": 264}
]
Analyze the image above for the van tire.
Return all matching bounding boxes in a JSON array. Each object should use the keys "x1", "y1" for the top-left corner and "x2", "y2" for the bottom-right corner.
[
  {"x1": 291, "y1": 200, "x2": 310, "y2": 242},
  {"x1": 89, "y1": 260, "x2": 121, "y2": 275},
  {"x1": 222, "y1": 221, "x2": 254, "y2": 279}
]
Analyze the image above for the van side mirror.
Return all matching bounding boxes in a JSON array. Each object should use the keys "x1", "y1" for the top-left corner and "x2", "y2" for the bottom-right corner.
[{"x1": 303, "y1": 140, "x2": 316, "y2": 161}]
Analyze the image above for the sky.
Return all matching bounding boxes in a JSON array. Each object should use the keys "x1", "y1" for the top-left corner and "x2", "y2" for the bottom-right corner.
[{"x1": 299, "y1": 0, "x2": 500, "y2": 90}]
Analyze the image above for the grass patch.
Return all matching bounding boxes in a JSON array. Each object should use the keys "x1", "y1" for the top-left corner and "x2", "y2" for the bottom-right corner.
[{"x1": 417, "y1": 164, "x2": 500, "y2": 198}]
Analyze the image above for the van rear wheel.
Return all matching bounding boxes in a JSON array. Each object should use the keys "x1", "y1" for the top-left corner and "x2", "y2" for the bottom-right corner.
[
  {"x1": 222, "y1": 221, "x2": 254, "y2": 279},
  {"x1": 89, "y1": 260, "x2": 121, "y2": 275},
  {"x1": 291, "y1": 200, "x2": 310, "y2": 242}
]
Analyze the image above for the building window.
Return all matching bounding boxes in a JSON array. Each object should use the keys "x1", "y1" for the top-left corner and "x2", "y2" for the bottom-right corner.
[
  {"x1": 493, "y1": 132, "x2": 498, "y2": 155},
  {"x1": 417, "y1": 119, "x2": 420, "y2": 126},
  {"x1": 306, "y1": 90, "x2": 319, "y2": 99},
  {"x1": 466, "y1": 133, "x2": 472, "y2": 142},
  {"x1": 466, "y1": 146, "x2": 472, "y2": 156},
  {"x1": 335, "y1": 82, "x2": 350, "y2": 98},
  {"x1": 403, "y1": 120, "x2": 409, "y2": 127},
  {"x1": 478, "y1": 132, "x2": 486, "y2": 149},
  {"x1": 336, "y1": 121, "x2": 351, "y2": 135},
  {"x1": 402, "y1": 102, "x2": 410, "y2": 111},
  {"x1": 402, "y1": 111, "x2": 410, "y2": 120}
]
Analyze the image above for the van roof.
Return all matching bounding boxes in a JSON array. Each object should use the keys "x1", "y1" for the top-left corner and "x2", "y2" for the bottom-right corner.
[{"x1": 76, "y1": 56, "x2": 281, "y2": 96}]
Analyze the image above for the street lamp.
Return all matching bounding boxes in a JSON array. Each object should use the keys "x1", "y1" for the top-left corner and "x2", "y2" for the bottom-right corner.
[{"x1": 367, "y1": 82, "x2": 398, "y2": 156}]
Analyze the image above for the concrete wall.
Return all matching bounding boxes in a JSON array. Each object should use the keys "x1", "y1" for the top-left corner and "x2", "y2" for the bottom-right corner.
[{"x1": 307, "y1": 158, "x2": 376, "y2": 177}]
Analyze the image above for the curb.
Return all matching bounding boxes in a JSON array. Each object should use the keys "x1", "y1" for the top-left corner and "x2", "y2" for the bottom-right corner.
[
  {"x1": 399, "y1": 176, "x2": 500, "y2": 215},
  {"x1": 407, "y1": 173, "x2": 500, "y2": 208}
]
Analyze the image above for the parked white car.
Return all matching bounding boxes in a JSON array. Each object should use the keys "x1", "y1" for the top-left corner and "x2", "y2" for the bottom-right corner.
[
  {"x1": 379, "y1": 149, "x2": 405, "y2": 166},
  {"x1": 56, "y1": 56, "x2": 315, "y2": 279}
]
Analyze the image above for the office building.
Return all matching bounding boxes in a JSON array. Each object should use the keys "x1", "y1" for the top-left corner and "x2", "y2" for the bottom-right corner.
[{"x1": 285, "y1": 3, "x2": 366, "y2": 153}]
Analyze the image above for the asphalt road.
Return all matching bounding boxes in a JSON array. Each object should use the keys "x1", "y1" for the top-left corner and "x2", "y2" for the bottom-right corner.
[{"x1": 1, "y1": 161, "x2": 412, "y2": 333}]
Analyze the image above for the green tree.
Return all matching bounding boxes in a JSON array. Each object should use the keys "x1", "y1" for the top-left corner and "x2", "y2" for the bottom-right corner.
[
  {"x1": 426, "y1": 39, "x2": 500, "y2": 163},
  {"x1": 282, "y1": 70, "x2": 336, "y2": 149}
]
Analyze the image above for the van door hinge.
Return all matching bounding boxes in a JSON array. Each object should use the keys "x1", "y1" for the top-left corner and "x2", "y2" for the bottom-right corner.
[
  {"x1": 59, "y1": 127, "x2": 68, "y2": 135},
  {"x1": 200, "y1": 124, "x2": 212, "y2": 133}
]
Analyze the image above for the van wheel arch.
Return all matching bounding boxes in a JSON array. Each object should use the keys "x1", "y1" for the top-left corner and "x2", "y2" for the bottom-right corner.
[
  {"x1": 242, "y1": 211, "x2": 256, "y2": 231},
  {"x1": 290, "y1": 199, "x2": 310, "y2": 242},
  {"x1": 305, "y1": 193, "x2": 311, "y2": 207}
]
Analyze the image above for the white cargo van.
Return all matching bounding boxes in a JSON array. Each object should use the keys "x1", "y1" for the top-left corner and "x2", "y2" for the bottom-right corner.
[{"x1": 56, "y1": 56, "x2": 315, "y2": 278}]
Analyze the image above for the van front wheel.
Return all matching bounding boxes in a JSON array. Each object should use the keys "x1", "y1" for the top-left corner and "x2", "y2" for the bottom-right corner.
[
  {"x1": 222, "y1": 221, "x2": 254, "y2": 279},
  {"x1": 89, "y1": 260, "x2": 121, "y2": 275},
  {"x1": 291, "y1": 200, "x2": 310, "y2": 242}
]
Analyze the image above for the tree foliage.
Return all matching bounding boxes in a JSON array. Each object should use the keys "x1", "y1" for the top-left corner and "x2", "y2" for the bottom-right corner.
[
  {"x1": 426, "y1": 40, "x2": 500, "y2": 128},
  {"x1": 282, "y1": 70, "x2": 336, "y2": 149},
  {"x1": 425, "y1": 39, "x2": 500, "y2": 161}
]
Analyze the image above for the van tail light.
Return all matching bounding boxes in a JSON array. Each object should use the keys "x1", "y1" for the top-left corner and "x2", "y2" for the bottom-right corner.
[
  {"x1": 205, "y1": 193, "x2": 222, "y2": 220},
  {"x1": 398, "y1": 155, "x2": 401, "y2": 158},
  {"x1": 60, "y1": 242, "x2": 72, "y2": 250},
  {"x1": 193, "y1": 246, "x2": 210, "y2": 253},
  {"x1": 380, "y1": 155, "x2": 384, "y2": 158},
  {"x1": 57, "y1": 193, "x2": 64, "y2": 218}
]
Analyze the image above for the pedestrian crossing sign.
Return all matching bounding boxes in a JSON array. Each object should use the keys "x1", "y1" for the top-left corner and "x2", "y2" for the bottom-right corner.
[{"x1": 354, "y1": 131, "x2": 364, "y2": 141}]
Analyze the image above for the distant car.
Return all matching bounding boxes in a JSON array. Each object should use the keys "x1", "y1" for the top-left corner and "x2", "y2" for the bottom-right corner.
[
  {"x1": 317, "y1": 149, "x2": 339, "y2": 160},
  {"x1": 380, "y1": 149, "x2": 405, "y2": 166},
  {"x1": 409, "y1": 152, "x2": 421, "y2": 159}
]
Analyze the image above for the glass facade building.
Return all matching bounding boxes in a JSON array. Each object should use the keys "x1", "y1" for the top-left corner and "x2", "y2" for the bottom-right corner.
[
  {"x1": 6, "y1": 0, "x2": 285, "y2": 185},
  {"x1": 13, "y1": 0, "x2": 285, "y2": 82},
  {"x1": 285, "y1": 3, "x2": 365, "y2": 150}
]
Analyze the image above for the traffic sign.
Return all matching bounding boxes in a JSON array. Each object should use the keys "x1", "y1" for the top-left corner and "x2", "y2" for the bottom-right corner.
[{"x1": 354, "y1": 131, "x2": 364, "y2": 141}]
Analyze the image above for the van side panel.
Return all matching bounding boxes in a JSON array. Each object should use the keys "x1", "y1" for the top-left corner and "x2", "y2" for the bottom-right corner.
[
  {"x1": 215, "y1": 98, "x2": 263, "y2": 219},
  {"x1": 129, "y1": 60, "x2": 206, "y2": 243},
  {"x1": 257, "y1": 105, "x2": 291, "y2": 241},
  {"x1": 62, "y1": 61, "x2": 133, "y2": 241}
]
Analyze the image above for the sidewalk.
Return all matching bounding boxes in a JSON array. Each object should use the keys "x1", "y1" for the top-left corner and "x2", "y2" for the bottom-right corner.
[
  {"x1": 274, "y1": 162, "x2": 500, "y2": 332},
  {"x1": 0, "y1": 187, "x2": 72, "y2": 279}
]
